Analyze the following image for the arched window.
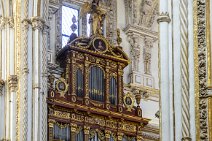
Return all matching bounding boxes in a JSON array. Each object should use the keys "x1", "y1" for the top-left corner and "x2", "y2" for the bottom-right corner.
[
  {"x1": 89, "y1": 66, "x2": 105, "y2": 102},
  {"x1": 76, "y1": 69, "x2": 83, "y2": 97},
  {"x1": 109, "y1": 77, "x2": 117, "y2": 105}
]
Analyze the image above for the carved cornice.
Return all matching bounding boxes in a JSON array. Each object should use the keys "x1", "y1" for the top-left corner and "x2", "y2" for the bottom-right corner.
[
  {"x1": 157, "y1": 12, "x2": 171, "y2": 23},
  {"x1": 0, "y1": 79, "x2": 4, "y2": 95},
  {"x1": 31, "y1": 16, "x2": 45, "y2": 30},
  {"x1": 123, "y1": 24, "x2": 158, "y2": 40},
  {"x1": 8, "y1": 75, "x2": 18, "y2": 92}
]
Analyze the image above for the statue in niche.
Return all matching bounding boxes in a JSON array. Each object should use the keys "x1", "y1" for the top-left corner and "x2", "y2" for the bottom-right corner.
[
  {"x1": 139, "y1": 0, "x2": 153, "y2": 26},
  {"x1": 129, "y1": 36, "x2": 141, "y2": 72},
  {"x1": 80, "y1": 0, "x2": 106, "y2": 35}
]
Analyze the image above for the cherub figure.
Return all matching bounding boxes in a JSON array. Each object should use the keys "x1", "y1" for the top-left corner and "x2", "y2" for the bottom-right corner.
[{"x1": 80, "y1": 0, "x2": 106, "y2": 35}]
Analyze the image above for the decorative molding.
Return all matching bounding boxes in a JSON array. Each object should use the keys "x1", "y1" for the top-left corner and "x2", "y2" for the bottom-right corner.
[
  {"x1": 8, "y1": 75, "x2": 18, "y2": 92},
  {"x1": 196, "y1": 0, "x2": 209, "y2": 140},
  {"x1": 157, "y1": 12, "x2": 171, "y2": 23},
  {"x1": 0, "y1": 79, "x2": 4, "y2": 95}
]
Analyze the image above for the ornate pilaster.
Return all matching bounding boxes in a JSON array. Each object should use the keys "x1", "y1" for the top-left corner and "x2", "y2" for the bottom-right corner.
[
  {"x1": 8, "y1": 75, "x2": 18, "y2": 92},
  {"x1": 128, "y1": 35, "x2": 142, "y2": 84},
  {"x1": 194, "y1": 0, "x2": 209, "y2": 140}
]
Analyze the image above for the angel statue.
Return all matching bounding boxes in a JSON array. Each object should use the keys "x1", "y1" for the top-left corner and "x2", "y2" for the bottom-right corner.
[{"x1": 80, "y1": 0, "x2": 106, "y2": 35}]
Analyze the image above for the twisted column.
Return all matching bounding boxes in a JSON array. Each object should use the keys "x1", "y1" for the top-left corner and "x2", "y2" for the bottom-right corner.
[
  {"x1": 180, "y1": 0, "x2": 191, "y2": 140},
  {"x1": 20, "y1": 0, "x2": 29, "y2": 140},
  {"x1": 41, "y1": 0, "x2": 49, "y2": 141}
]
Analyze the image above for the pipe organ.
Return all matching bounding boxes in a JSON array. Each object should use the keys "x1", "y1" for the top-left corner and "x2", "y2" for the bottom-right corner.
[
  {"x1": 47, "y1": 33, "x2": 150, "y2": 140},
  {"x1": 47, "y1": 2, "x2": 150, "y2": 138}
]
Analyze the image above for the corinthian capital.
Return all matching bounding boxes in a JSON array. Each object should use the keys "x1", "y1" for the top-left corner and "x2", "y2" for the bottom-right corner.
[
  {"x1": 0, "y1": 79, "x2": 4, "y2": 95},
  {"x1": 0, "y1": 17, "x2": 7, "y2": 29}
]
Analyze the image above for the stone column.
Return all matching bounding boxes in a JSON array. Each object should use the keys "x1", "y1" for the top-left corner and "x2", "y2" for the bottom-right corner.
[
  {"x1": 84, "y1": 126, "x2": 90, "y2": 141},
  {"x1": 157, "y1": 0, "x2": 171, "y2": 140},
  {"x1": 70, "y1": 123, "x2": 77, "y2": 141},
  {"x1": 20, "y1": 0, "x2": 30, "y2": 140},
  {"x1": 41, "y1": 1, "x2": 49, "y2": 140},
  {"x1": 31, "y1": 16, "x2": 44, "y2": 141},
  {"x1": 8, "y1": 75, "x2": 18, "y2": 141}
]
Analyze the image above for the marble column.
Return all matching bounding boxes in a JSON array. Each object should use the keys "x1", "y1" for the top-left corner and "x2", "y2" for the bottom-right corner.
[
  {"x1": 157, "y1": 0, "x2": 171, "y2": 140},
  {"x1": 8, "y1": 75, "x2": 17, "y2": 141},
  {"x1": 31, "y1": 16, "x2": 44, "y2": 141}
]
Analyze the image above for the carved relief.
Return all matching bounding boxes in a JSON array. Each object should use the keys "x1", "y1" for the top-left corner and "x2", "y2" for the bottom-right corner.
[
  {"x1": 196, "y1": 0, "x2": 209, "y2": 140},
  {"x1": 143, "y1": 37, "x2": 153, "y2": 74},
  {"x1": 129, "y1": 35, "x2": 141, "y2": 72}
]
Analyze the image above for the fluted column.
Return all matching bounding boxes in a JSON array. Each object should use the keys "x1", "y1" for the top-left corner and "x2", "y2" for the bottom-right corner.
[
  {"x1": 180, "y1": 0, "x2": 191, "y2": 140},
  {"x1": 157, "y1": 0, "x2": 171, "y2": 140},
  {"x1": 20, "y1": 0, "x2": 30, "y2": 140}
]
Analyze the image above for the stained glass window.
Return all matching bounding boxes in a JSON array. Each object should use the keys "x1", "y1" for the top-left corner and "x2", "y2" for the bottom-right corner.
[{"x1": 62, "y1": 6, "x2": 79, "y2": 47}]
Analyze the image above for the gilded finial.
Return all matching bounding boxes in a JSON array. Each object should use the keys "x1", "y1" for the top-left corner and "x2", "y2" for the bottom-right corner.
[{"x1": 117, "y1": 28, "x2": 122, "y2": 46}]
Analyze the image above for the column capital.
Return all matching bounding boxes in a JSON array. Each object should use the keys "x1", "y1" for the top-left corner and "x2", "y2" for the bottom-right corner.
[
  {"x1": 31, "y1": 16, "x2": 45, "y2": 30},
  {"x1": 105, "y1": 130, "x2": 111, "y2": 139},
  {"x1": 157, "y1": 12, "x2": 171, "y2": 23},
  {"x1": 84, "y1": 126, "x2": 90, "y2": 135},
  {"x1": 117, "y1": 132, "x2": 123, "y2": 141},
  {"x1": 0, "y1": 79, "x2": 4, "y2": 95},
  {"x1": 70, "y1": 123, "x2": 77, "y2": 132},
  {"x1": 8, "y1": 75, "x2": 18, "y2": 92}
]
